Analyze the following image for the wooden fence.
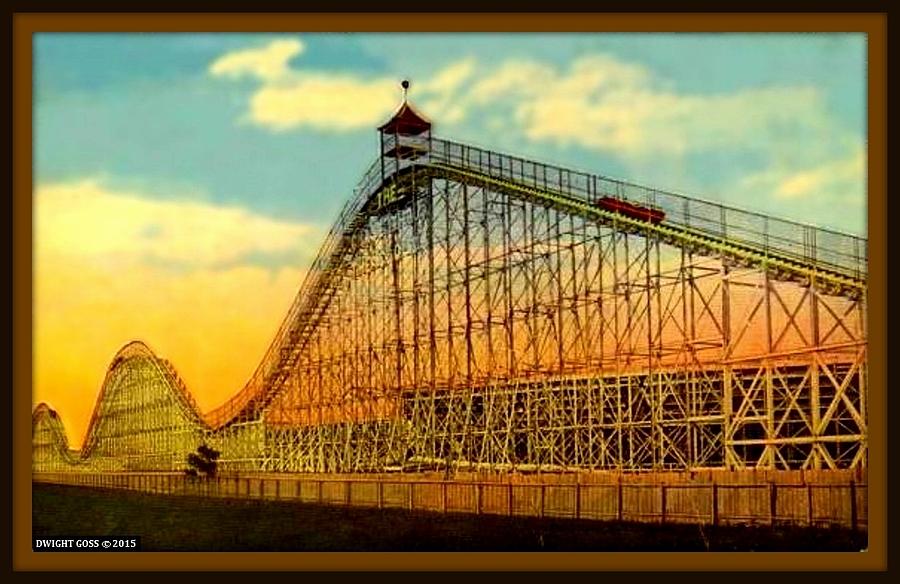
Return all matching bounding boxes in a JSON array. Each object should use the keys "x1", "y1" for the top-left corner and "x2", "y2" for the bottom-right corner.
[{"x1": 33, "y1": 470, "x2": 867, "y2": 532}]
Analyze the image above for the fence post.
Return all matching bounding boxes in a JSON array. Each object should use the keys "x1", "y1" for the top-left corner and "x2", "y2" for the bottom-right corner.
[
  {"x1": 660, "y1": 485, "x2": 667, "y2": 524},
  {"x1": 807, "y1": 482, "x2": 814, "y2": 526},
  {"x1": 712, "y1": 483, "x2": 719, "y2": 526},
  {"x1": 508, "y1": 482, "x2": 513, "y2": 516},
  {"x1": 441, "y1": 481, "x2": 448, "y2": 514},
  {"x1": 377, "y1": 481, "x2": 383, "y2": 509},
  {"x1": 408, "y1": 483, "x2": 414, "y2": 511},
  {"x1": 770, "y1": 482, "x2": 777, "y2": 526},
  {"x1": 849, "y1": 480, "x2": 858, "y2": 531},
  {"x1": 617, "y1": 479, "x2": 623, "y2": 522},
  {"x1": 575, "y1": 483, "x2": 581, "y2": 520},
  {"x1": 345, "y1": 480, "x2": 351, "y2": 506},
  {"x1": 476, "y1": 484, "x2": 483, "y2": 515},
  {"x1": 540, "y1": 484, "x2": 546, "y2": 518},
  {"x1": 317, "y1": 480, "x2": 323, "y2": 505}
]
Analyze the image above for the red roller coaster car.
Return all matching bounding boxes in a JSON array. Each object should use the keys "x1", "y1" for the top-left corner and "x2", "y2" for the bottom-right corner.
[{"x1": 596, "y1": 196, "x2": 665, "y2": 224}]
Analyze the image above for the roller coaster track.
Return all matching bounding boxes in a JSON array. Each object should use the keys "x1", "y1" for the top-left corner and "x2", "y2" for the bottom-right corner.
[
  {"x1": 33, "y1": 341, "x2": 206, "y2": 466},
  {"x1": 33, "y1": 136, "x2": 868, "y2": 472}
]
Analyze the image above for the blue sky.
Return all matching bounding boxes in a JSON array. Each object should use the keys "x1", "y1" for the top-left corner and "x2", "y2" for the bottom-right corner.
[{"x1": 32, "y1": 33, "x2": 868, "y2": 440}]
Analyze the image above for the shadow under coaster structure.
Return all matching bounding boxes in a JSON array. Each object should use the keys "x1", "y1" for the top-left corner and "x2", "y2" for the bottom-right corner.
[{"x1": 33, "y1": 95, "x2": 868, "y2": 476}]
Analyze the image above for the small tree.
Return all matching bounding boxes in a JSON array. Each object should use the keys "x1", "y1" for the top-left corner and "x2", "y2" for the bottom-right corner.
[{"x1": 185, "y1": 444, "x2": 220, "y2": 479}]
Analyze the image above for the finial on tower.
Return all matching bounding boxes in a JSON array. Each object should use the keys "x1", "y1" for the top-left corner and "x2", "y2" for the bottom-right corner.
[{"x1": 378, "y1": 78, "x2": 431, "y2": 135}]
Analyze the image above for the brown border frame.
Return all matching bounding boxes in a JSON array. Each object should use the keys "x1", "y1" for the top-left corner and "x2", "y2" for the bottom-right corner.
[{"x1": 12, "y1": 12, "x2": 887, "y2": 571}]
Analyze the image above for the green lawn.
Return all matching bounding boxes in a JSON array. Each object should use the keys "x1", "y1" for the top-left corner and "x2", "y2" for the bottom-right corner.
[{"x1": 32, "y1": 482, "x2": 867, "y2": 552}]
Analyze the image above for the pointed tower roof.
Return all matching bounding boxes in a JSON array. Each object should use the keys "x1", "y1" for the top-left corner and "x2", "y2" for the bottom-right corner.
[{"x1": 378, "y1": 80, "x2": 432, "y2": 136}]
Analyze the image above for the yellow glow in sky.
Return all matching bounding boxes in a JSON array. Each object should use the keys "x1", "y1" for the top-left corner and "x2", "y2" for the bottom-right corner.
[{"x1": 33, "y1": 178, "x2": 316, "y2": 448}]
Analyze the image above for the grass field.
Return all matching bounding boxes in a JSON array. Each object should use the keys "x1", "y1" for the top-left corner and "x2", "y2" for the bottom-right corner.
[{"x1": 32, "y1": 482, "x2": 867, "y2": 552}]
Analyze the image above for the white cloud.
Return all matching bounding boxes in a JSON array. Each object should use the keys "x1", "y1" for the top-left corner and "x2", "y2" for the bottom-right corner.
[
  {"x1": 522, "y1": 85, "x2": 825, "y2": 156},
  {"x1": 738, "y1": 144, "x2": 866, "y2": 202},
  {"x1": 420, "y1": 57, "x2": 477, "y2": 95},
  {"x1": 451, "y1": 55, "x2": 833, "y2": 158},
  {"x1": 774, "y1": 146, "x2": 865, "y2": 200},
  {"x1": 209, "y1": 38, "x2": 304, "y2": 81},
  {"x1": 209, "y1": 39, "x2": 477, "y2": 132},
  {"x1": 35, "y1": 178, "x2": 318, "y2": 268},
  {"x1": 248, "y1": 74, "x2": 399, "y2": 132},
  {"x1": 209, "y1": 38, "x2": 398, "y2": 131}
]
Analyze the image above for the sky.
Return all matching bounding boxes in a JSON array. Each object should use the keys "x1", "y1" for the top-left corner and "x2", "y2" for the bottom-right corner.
[{"x1": 33, "y1": 33, "x2": 867, "y2": 447}]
